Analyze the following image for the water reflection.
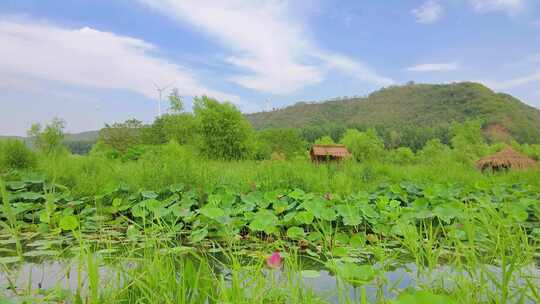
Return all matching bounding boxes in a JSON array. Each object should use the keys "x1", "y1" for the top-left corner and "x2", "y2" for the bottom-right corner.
[{"x1": 1, "y1": 258, "x2": 539, "y2": 303}]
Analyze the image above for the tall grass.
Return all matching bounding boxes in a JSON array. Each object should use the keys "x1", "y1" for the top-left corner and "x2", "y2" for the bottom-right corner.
[
  {"x1": 18, "y1": 142, "x2": 540, "y2": 197},
  {"x1": 2, "y1": 142, "x2": 539, "y2": 303},
  {"x1": 0, "y1": 179, "x2": 22, "y2": 256}
]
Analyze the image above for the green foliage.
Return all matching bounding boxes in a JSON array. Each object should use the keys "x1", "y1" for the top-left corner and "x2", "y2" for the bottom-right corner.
[
  {"x1": 148, "y1": 113, "x2": 199, "y2": 145},
  {"x1": 392, "y1": 290, "x2": 456, "y2": 304},
  {"x1": 89, "y1": 139, "x2": 117, "y2": 159},
  {"x1": 121, "y1": 145, "x2": 147, "y2": 162},
  {"x1": 59, "y1": 214, "x2": 79, "y2": 231},
  {"x1": 251, "y1": 138, "x2": 272, "y2": 160},
  {"x1": 3, "y1": 174, "x2": 539, "y2": 302},
  {"x1": 99, "y1": 118, "x2": 143, "y2": 153},
  {"x1": 247, "y1": 82, "x2": 540, "y2": 148},
  {"x1": 256, "y1": 128, "x2": 307, "y2": 159},
  {"x1": 64, "y1": 140, "x2": 94, "y2": 155},
  {"x1": 194, "y1": 96, "x2": 253, "y2": 160},
  {"x1": 340, "y1": 128, "x2": 384, "y2": 162},
  {"x1": 450, "y1": 120, "x2": 488, "y2": 161},
  {"x1": 0, "y1": 139, "x2": 36, "y2": 170},
  {"x1": 27, "y1": 118, "x2": 66, "y2": 154},
  {"x1": 389, "y1": 147, "x2": 416, "y2": 164},
  {"x1": 517, "y1": 143, "x2": 540, "y2": 160},
  {"x1": 314, "y1": 136, "x2": 335, "y2": 145},
  {"x1": 417, "y1": 138, "x2": 451, "y2": 164},
  {"x1": 168, "y1": 88, "x2": 184, "y2": 114}
]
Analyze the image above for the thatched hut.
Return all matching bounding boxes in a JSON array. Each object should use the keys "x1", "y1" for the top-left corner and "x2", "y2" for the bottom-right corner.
[
  {"x1": 310, "y1": 144, "x2": 352, "y2": 162},
  {"x1": 476, "y1": 147, "x2": 537, "y2": 171}
]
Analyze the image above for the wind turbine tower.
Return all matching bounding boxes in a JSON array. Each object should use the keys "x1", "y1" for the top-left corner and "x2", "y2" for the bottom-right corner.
[{"x1": 153, "y1": 82, "x2": 172, "y2": 117}]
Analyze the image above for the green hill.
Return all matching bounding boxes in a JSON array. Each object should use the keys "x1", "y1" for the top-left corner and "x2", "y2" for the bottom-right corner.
[
  {"x1": 1, "y1": 131, "x2": 99, "y2": 154},
  {"x1": 246, "y1": 82, "x2": 540, "y2": 149},
  {"x1": 64, "y1": 130, "x2": 99, "y2": 142}
]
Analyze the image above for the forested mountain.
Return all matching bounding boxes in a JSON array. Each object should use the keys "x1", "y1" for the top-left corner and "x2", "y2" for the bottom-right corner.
[
  {"x1": 3, "y1": 82, "x2": 540, "y2": 152},
  {"x1": 246, "y1": 82, "x2": 540, "y2": 149}
]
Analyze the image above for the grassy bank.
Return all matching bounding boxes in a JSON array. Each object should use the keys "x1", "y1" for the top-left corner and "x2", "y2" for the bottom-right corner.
[{"x1": 4, "y1": 142, "x2": 538, "y2": 197}]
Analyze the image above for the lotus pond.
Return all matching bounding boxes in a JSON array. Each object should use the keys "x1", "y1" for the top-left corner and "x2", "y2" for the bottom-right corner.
[{"x1": 1, "y1": 177, "x2": 539, "y2": 303}]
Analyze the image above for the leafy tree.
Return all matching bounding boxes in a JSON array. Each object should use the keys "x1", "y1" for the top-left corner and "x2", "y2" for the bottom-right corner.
[
  {"x1": 27, "y1": 118, "x2": 66, "y2": 154},
  {"x1": 139, "y1": 124, "x2": 165, "y2": 146},
  {"x1": 251, "y1": 139, "x2": 272, "y2": 160},
  {"x1": 450, "y1": 120, "x2": 488, "y2": 158},
  {"x1": 147, "y1": 113, "x2": 199, "y2": 145},
  {"x1": 257, "y1": 128, "x2": 307, "y2": 159},
  {"x1": 340, "y1": 128, "x2": 384, "y2": 162},
  {"x1": 315, "y1": 136, "x2": 335, "y2": 145},
  {"x1": 388, "y1": 130, "x2": 402, "y2": 149},
  {"x1": 194, "y1": 96, "x2": 253, "y2": 160},
  {"x1": 418, "y1": 138, "x2": 451, "y2": 163},
  {"x1": 64, "y1": 140, "x2": 95, "y2": 155},
  {"x1": 168, "y1": 88, "x2": 184, "y2": 114},
  {"x1": 389, "y1": 147, "x2": 415, "y2": 164},
  {"x1": 99, "y1": 119, "x2": 143, "y2": 153},
  {"x1": 301, "y1": 127, "x2": 327, "y2": 143}
]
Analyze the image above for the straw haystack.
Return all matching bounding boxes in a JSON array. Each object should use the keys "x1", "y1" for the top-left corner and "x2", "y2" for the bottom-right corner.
[{"x1": 476, "y1": 147, "x2": 537, "y2": 171}]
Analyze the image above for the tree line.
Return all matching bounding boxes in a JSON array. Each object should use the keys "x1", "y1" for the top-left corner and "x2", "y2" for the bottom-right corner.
[{"x1": 2, "y1": 92, "x2": 540, "y2": 172}]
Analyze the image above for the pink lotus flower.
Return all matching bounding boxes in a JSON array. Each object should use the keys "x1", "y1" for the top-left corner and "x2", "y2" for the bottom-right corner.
[{"x1": 266, "y1": 251, "x2": 282, "y2": 269}]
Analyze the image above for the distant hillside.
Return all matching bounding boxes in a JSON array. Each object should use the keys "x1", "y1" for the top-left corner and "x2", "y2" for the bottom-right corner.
[
  {"x1": 1, "y1": 131, "x2": 99, "y2": 143},
  {"x1": 64, "y1": 130, "x2": 99, "y2": 142},
  {"x1": 1, "y1": 131, "x2": 99, "y2": 154},
  {"x1": 247, "y1": 82, "x2": 540, "y2": 148},
  {"x1": 0, "y1": 135, "x2": 25, "y2": 141}
]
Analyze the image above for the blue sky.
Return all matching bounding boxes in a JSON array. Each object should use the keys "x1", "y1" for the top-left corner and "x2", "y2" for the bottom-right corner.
[{"x1": 1, "y1": 0, "x2": 539, "y2": 135}]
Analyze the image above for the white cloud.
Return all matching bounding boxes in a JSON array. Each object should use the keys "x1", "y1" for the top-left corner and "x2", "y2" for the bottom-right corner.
[
  {"x1": 469, "y1": 0, "x2": 525, "y2": 15},
  {"x1": 412, "y1": 0, "x2": 443, "y2": 24},
  {"x1": 137, "y1": 0, "x2": 392, "y2": 94},
  {"x1": 0, "y1": 19, "x2": 236, "y2": 101},
  {"x1": 486, "y1": 70, "x2": 540, "y2": 90},
  {"x1": 320, "y1": 53, "x2": 394, "y2": 86},
  {"x1": 406, "y1": 62, "x2": 461, "y2": 72}
]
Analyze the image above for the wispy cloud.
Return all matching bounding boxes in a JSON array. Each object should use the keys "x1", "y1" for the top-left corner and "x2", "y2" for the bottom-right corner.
[
  {"x1": 469, "y1": 0, "x2": 525, "y2": 15},
  {"x1": 485, "y1": 70, "x2": 540, "y2": 90},
  {"x1": 321, "y1": 53, "x2": 394, "y2": 86},
  {"x1": 412, "y1": 0, "x2": 443, "y2": 24},
  {"x1": 137, "y1": 0, "x2": 393, "y2": 95},
  {"x1": 406, "y1": 62, "x2": 461, "y2": 72},
  {"x1": 0, "y1": 19, "x2": 236, "y2": 101}
]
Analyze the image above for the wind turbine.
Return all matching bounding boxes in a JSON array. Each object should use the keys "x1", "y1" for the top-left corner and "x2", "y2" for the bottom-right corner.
[{"x1": 153, "y1": 82, "x2": 173, "y2": 117}]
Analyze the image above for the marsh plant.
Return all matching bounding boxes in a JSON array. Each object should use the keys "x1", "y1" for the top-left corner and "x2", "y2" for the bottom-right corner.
[{"x1": 0, "y1": 167, "x2": 539, "y2": 303}]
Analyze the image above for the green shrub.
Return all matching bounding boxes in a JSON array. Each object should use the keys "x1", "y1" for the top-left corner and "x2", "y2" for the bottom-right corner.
[
  {"x1": 194, "y1": 96, "x2": 253, "y2": 160},
  {"x1": 390, "y1": 147, "x2": 416, "y2": 164},
  {"x1": 27, "y1": 118, "x2": 67, "y2": 154},
  {"x1": 256, "y1": 128, "x2": 307, "y2": 160},
  {"x1": 0, "y1": 139, "x2": 36, "y2": 170},
  {"x1": 121, "y1": 145, "x2": 147, "y2": 162},
  {"x1": 315, "y1": 136, "x2": 335, "y2": 145},
  {"x1": 417, "y1": 138, "x2": 451, "y2": 164},
  {"x1": 340, "y1": 128, "x2": 385, "y2": 162}
]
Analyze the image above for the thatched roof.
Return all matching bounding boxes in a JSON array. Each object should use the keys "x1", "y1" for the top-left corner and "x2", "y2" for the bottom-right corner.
[
  {"x1": 476, "y1": 147, "x2": 537, "y2": 170},
  {"x1": 310, "y1": 144, "x2": 351, "y2": 158}
]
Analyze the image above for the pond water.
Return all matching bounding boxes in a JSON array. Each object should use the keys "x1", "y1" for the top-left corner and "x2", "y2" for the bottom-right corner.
[{"x1": 2, "y1": 256, "x2": 539, "y2": 303}]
